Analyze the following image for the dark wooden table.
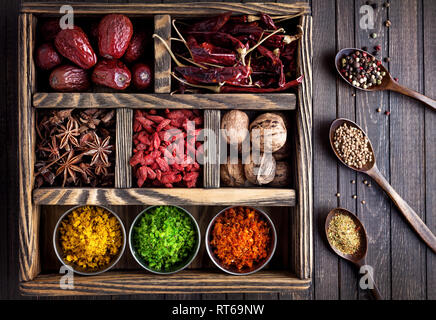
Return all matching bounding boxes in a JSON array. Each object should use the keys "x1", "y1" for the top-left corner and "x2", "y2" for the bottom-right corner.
[{"x1": 1, "y1": 0, "x2": 434, "y2": 300}]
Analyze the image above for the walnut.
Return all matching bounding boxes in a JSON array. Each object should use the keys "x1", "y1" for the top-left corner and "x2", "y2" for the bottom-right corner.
[
  {"x1": 220, "y1": 157, "x2": 246, "y2": 187},
  {"x1": 221, "y1": 110, "x2": 249, "y2": 147},
  {"x1": 268, "y1": 161, "x2": 290, "y2": 187},
  {"x1": 249, "y1": 113, "x2": 287, "y2": 153},
  {"x1": 244, "y1": 153, "x2": 276, "y2": 185},
  {"x1": 273, "y1": 141, "x2": 291, "y2": 160}
]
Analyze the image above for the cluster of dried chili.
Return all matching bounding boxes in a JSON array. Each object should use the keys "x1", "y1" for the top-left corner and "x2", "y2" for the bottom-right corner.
[
  {"x1": 210, "y1": 206, "x2": 272, "y2": 271},
  {"x1": 154, "y1": 11, "x2": 304, "y2": 93},
  {"x1": 130, "y1": 109, "x2": 203, "y2": 188}
]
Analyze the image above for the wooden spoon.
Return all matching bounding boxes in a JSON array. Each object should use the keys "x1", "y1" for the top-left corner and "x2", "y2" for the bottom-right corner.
[
  {"x1": 335, "y1": 48, "x2": 436, "y2": 111},
  {"x1": 329, "y1": 118, "x2": 436, "y2": 253},
  {"x1": 325, "y1": 208, "x2": 382, "y2": 300}
]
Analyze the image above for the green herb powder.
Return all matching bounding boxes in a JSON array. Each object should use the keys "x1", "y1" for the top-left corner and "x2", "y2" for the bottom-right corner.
[{"x1": 133, "y1": 206, "x2": 197, "y2": 271}]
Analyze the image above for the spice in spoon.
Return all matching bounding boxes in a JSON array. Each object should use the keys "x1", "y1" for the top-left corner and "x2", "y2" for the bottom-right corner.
[
  {"x1": 333, "y1": 123, "x2": 373, "y2": 169},
  {"x1": 339, "y1": 50, "x2": 386, "y2": 89},
  {"x1": 327, "y1": 211, "x2": 363, "y2": 255}
]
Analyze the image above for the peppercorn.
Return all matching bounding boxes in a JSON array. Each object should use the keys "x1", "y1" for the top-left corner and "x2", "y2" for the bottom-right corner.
[
  {"x1": 362, "y1": 46, "x2": 368, "y2": 52},
  {"x1": 385, "y1": 20, "x2": 392, "y2": 27},
  {"x1": 370, "y1": 33, "x2": 378, "y2": 39},
  {"x1": 394, "y1": 77, "x2": 399, "y2": 82},
  {"x1": 363, "y1": 180, "x2": 368, "y2": 185},
  {"x1": 385, "y1": 111, "x2": 391, "y2": 116},
  {"x1": 384, "y1": 57, "x2": 390, "y2": 63},
  {"x1": 361, "y1": 200, "x2": 366, "y2": 205},
  {"x1": 377, "y1": 108, "x2": 382, "y2": 113},
  {"x1": 352, "y1": 195, "x2": 357, "y2": 199},
  {"x1": 351, "y1": 180, "x2": 356, "y2": 184},
  {"x1": 375, "y1": 45, "x2": 381, "y2": 51},
  {"x1": 384, "y1": 2, "x2": 390, "y2": 8},
  {"x1": 336, "y1": 193, "x2": 341, "y2": 197}
]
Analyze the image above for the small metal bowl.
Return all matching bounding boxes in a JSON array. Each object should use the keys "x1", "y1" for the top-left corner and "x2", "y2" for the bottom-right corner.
[
  {"x1": 53, "y1": 205, "x2": 126, "y2": 276},
  {"x1": 129, "y1": 205, "x2": 201, "y2": 275},
  {"x1": 205, "y1": 206, "x2": 277, "y2": 275}
]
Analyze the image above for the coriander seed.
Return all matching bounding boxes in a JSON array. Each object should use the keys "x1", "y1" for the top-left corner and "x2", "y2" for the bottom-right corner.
[{"x1": 333, "y1": 123, "x2": 373, "y2": 169}]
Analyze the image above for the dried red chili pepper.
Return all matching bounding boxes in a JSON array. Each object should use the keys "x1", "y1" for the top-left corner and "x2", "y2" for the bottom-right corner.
[
  {"x1": 260, "y1": 13, "x2": 278, "y2": 30},
  {"x1": 189, "y1": 11, "x2": 233, "y2": 32},
  {"x1": 220, "y1": 75, "x2": 303, "y2": 92},
  {"x1": 187, "y1": 36, "x2": 237, "y2": 66},
  {"x1": 256, "y1": 45, "x2": 285, "y2": 87},
  {"x1": 219, "y1": 23, "x2": 263, "y2": 36},
  {"x1": 187, "y1": 32, "x2": 247, "y2": 56},
  {"x1": 175, "y1": 65, "x2": 251, "y2": 85}
]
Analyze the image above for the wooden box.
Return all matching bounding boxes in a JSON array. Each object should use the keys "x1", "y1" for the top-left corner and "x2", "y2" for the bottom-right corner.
[{"x1": 18, "y1": 2, "x2": 312, "y2": 296}]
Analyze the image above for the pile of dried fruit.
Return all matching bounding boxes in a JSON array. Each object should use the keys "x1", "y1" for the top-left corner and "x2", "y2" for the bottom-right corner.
[
  {"x1": 35, "y1": 15, "x2": 152, "y2": 91},
  {"x1": 210, "y1": 206, "x2": 272, "y2": 271},
  {"x1": 35, "y1": 109, "x2": 115, "y2": 187},
  {"x1": 154, "y1": 11, "x2": 304, "y2": 93},
  {"x1": 130, "y1": 109, "x2": 203, "y2": 188}
]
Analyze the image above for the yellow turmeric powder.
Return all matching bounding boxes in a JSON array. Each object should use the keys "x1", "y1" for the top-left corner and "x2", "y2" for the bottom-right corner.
[{"x1": 59, "y1": 206, "x2": 123, "y2": 270}]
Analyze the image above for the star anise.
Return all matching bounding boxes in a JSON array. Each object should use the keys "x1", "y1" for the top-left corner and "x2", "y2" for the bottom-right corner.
[
  {"x1": 94, "y1": 159, "x2": 111, "y2": 176},
  {"x1": 55, "y1": 151, "x2": 84, "y2": 187},
  {"x1": 56, "y1": 118, "x2": 80, "y2": 150},
  {"x1": 79, "y1": 162, "x2": 94, "y2": 184},
  {"x1": 38, "y1": 135, "x2": 61, "y2": 160},
  {"x1": 48, "y1": 109, "x2": 73, "y2": 126},
  {"x1": 84, "y1": 132, "x2": 113, "y2": 166},
  {"x1": 80, "y1": 109, "x2": 102, "y2": 130}
]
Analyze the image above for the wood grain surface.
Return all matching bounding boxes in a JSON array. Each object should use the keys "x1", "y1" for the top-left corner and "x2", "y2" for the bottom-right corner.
[
  {"x1": 33, "y1": 92, "x2": 297, "y2": 110},
  {"x1": 21, "y1": 2, "x2": 310, "y2": 15},
  {"x1": 32, "y1": 188, "x2": 296, "y2": 206},
  {"x1": 20, "y1": 271, "x2": 311, "y2": 296}
]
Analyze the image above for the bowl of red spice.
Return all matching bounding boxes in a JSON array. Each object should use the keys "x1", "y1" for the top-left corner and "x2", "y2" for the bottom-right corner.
[{"x1": 206, "y1": 206, "x2": 277, "y2": 275}]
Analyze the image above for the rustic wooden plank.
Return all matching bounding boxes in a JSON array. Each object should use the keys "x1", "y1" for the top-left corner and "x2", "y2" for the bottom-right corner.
[
  {"x1": 336, "y1": 0, "x2": 358, "y2": 300},
  {"x1": 115, "y1": 109, "x2": 132, "y2": 188},
  {"x1": 293, "y1": 14, "x2": 312, "y2": 281},
  {"x1": 33, "y1": 93, "x2": 297, "y2": 110},
  {"x1": 18, "y1": 13, "x2": 40, "y2": 283},
  {"x1": 423, "y1": 0, "x2": 436, "y2": 301},
  {"x1": 389, "y1": 0, "x2": 426, "y2": 300},
  {"x1": 311, "y1": 0, "x2": 339, "y2": 300},
  {"x1": 33, "y1": 188, "x2": 296, "y2": 206},
  {"x1": 353, "y1": 0, "x2": 391, "y2": 301},
  {"x1": 203, "y1": 110, "x2": 220, "y2": 188},
  {"x1": 20, "y1": 270, "x2": 311, "y2": 296},
  {"x1": 21, "y1": 2, "x2": 310, "y2": 15},
  {"x1": 154, "y1": 15, "x2": 171, "y2": 93}
]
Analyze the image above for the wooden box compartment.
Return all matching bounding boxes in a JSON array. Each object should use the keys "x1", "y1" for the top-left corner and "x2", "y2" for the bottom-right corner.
[{"x1": 18, "y1": 2, "x2": 312, "y2": 296}]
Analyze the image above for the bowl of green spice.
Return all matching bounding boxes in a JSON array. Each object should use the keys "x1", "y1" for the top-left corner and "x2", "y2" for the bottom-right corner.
[{"x1": 129, "y1": 205, "x2": 200, "y2": 274}]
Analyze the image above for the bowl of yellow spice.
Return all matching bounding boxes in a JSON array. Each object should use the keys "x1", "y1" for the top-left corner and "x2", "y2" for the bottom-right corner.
[{"x1": 53, "y1": 205, "x2": 126, "y2": 275}]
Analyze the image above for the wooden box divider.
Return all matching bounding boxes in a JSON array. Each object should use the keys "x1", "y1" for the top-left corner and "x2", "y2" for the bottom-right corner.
[
  {"x1": 115, "y1": 108, "x2": 133, "y2": 188},
  {"x1": 203, "y1": 110, "x2": 220, "y2": 188},
  {"x1": 18, "y1": 2, "x2": 312, "y2": 296}
]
